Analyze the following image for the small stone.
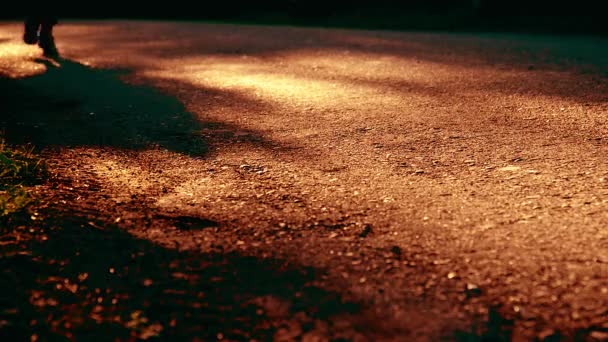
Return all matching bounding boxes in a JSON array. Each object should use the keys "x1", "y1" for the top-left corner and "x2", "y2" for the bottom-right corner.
[
  {"x1": 447, "y1": 272, "x2": 456, "y2": 279},
  {"x1": 465, "y1": 283, "x2": 482, "y2": 297},
  {"x1": 498, "y1": 165, "x2": 521, "y2": 172},
  {"x1": 433, "y1": 259, "x2": 450, "y2": 265},
  {"x1": 358, "y1": 224, "x2": 373, "y2": 238},
  {"x1": 479, "y1": 223, "x2": 495, "y2": 230}
]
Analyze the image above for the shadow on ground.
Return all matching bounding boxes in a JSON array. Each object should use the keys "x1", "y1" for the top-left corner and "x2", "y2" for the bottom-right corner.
[
  {"x1": 0, "y1": 57, "x2": 285, "y2": 157},
  {"x1": 0, "y1": 58, "x2": 205, "y2": 155},
  {"x1": 0, "y1": 212, "x2": 362, "y2": 340}
]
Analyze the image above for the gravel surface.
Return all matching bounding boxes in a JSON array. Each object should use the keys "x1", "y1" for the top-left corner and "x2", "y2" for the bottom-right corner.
[{"x1": 1, "y1": 21, "x2": 608, "y2": 341}]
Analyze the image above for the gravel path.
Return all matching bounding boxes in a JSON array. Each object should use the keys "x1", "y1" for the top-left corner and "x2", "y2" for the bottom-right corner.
[{"x1": 1, "y1": 21, "x2": 607, "y2": 341}]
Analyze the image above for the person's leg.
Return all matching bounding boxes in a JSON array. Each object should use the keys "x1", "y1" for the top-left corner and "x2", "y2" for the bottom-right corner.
[
  {"x1": 23, "y1": 17, "x2": 41, "y2": 45},
  {"x1": 38, "y1": 17, "x2": 59, "y2": 57}
]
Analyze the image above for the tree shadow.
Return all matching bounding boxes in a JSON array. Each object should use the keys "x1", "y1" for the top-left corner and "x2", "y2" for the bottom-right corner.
[
  {"x1": 0, "y1": 57, "x2": 284, "y2": 157},
  {"x1": 0, "y1": 57, "x2": 204, "y2": 155},
  {"x1": 0, "y1": 211, "x2": 362, "y2": 341}
]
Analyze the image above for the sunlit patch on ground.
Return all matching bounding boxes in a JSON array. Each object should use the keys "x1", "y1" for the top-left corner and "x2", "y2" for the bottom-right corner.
[
  {"x1": 0, "y1": 40, "x2": 49, "y2": 77},
  {"x1": 141, "y1": 49, "x2": 608, "y2": 137},
  {"x1": 150, "y1": 63, "x2": 367, "y2": 108}
]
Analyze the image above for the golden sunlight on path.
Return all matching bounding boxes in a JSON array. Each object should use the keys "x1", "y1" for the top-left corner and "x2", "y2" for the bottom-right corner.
[{"x1": 1, "y1": 21, "x2": 608, "y2": 340}]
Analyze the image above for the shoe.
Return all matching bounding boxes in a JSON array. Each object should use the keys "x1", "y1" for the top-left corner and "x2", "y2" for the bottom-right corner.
[{"x1": 23, "y1": 21, "x2": 39, "y2": 45}]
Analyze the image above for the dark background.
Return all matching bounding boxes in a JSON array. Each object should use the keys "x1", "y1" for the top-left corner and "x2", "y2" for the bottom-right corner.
[{"x1": 2, "y1": 1, "x2": 606, "y2": 35}]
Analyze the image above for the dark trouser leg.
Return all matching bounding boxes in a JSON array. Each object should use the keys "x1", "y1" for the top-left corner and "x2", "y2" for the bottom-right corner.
[
  {"x1": 23, "y1": 14, "x2": 59, "y2": 57},
  {"x1": 37, "y1": 17, "x2": 59, "y2": 57},
  {"x1": 23, "y1": 17, "x2": 41, "y2": 44}
]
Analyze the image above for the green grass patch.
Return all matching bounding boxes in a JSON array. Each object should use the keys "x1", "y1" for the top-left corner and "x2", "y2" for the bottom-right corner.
[{"x1": 0, "y1": 140, "x2": 46, "y2": 219}]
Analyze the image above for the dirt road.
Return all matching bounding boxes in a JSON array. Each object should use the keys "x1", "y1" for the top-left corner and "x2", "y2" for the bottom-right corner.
[{"x1": 1, "y1": 21, "x2": 608, "y2": 341}]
